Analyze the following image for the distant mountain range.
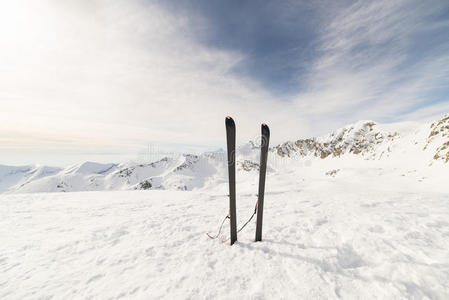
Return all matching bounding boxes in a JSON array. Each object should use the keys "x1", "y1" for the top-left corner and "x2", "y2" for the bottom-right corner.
[{"x1": 1, "y1": 115, "x2": 448, "y2": 194}]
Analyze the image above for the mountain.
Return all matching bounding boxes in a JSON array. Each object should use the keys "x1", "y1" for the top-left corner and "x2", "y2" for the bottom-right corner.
[
  {"x1": 275, "y1": 120, "x2": 400, "y2": 159},
  {"x1": 1, "y1": 114, "x2": 449, "y2": 194},
  {"x1": 0, "y1": 165, "x2": 62, "y2": 193}
]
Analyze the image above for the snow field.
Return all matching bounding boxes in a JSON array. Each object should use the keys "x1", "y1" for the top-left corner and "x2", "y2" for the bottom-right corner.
[{"x1": 1, "y1": 170, "x2": 448, "y2": 299}]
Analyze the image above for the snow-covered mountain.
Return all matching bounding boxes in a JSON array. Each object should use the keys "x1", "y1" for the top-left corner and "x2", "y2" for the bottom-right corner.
[
  {"x1": 2, "y1": 116, "x2": 449, "y2": 299},
  {"x1": 1, "y1": 115, "x2": 449, "y2": 194},
  {"x1": 0, "y1": 155, "x2": 224, "y2": 194},
  {"x1": 275, "y1": 120, "x2": 400, "y2": 159}
]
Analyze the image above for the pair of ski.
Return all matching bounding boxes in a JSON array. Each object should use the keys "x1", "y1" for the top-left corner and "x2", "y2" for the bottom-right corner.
[{"x1": 225, "y1": 116, "x2": 270, "y2": 245}]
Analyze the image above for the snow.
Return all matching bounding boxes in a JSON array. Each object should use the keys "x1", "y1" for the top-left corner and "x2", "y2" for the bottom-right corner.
[
  {"x1": 64, "y1": 162, "x2": 117, "y2": 175},
  {"x1": 2, "y1": 115, "x2": 449, "y2": 195},
  {"x1": 0, "y1": 165, "x2": 31, "y2": 193},
  {"x1": 1, "y1": 115, "x2": 449, "y2": 298},
  {"x1": 1, "y1": 163, "x2": 449, "y2": 299}
]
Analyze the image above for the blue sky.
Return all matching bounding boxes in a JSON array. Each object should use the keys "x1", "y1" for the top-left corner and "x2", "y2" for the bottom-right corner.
[
  {"x1": 0, "y1": 0, "x2": 449, "y2": 165},
  {"x1": 159, "y1": 1, "x2": 322, "y2": 95},
  {"x1": 160, "y1": 0, "x2": 449, "y2": 103},
  {"x1": 159, "y1": 0, "x2": 342, "y2": 96}
]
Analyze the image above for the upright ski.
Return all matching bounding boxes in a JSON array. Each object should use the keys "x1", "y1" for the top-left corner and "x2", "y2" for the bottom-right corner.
[
  {"x1": 255, "y1": 123, "x2": 270, "y2": 242},
  {"x1": 225, "y1": 116, "x2": 237, "y2": 245}
]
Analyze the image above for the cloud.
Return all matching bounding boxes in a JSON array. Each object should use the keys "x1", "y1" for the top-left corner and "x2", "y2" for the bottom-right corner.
[
  {"x1": 0, "y1": 0, "x2": 285, "y2": 161},
  {"x1": 0, "y1": 0, "x2": 448, "y2": 165},
  {"x1": 290, "y1": 0, "x2": 449, "y2": 129}
]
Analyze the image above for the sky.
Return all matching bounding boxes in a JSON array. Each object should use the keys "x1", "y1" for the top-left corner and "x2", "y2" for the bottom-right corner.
[{"x1": 1, "y1": 0, "x2": 449, "y2": 166}]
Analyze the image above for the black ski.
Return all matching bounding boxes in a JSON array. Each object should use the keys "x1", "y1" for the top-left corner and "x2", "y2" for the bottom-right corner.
[
  {"x1": 225, "y1": 116, "x2": 237, "y2": 245},
  {"x1": 255, "y1": 123, "x2": 270, "y2": 242}
]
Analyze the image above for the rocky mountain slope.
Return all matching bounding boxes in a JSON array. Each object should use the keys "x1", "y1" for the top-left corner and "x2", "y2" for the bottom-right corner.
[{"x1": 1, "y1": 115, "x2": 448, "y2": 194}]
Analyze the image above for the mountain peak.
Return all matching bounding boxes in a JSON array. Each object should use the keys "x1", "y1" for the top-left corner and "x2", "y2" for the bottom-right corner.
[
  {"x1": 65, "y1": 162, "x2": 117, "y2": 175},
  {"x1": 276, "y1": 119, "x2": 398, "y2": 159},
  {"x1": 1, "y1": 114, "x2": 448, "y2": 194}
]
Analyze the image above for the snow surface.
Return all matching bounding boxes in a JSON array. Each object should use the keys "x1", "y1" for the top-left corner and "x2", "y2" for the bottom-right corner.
[
  {"x1": 1, "y1": 115, "x2": 449, "y2": 299},
  {"x1": 2, "y1": 115, "x2": 449, "y2": 195},
  {"x1": 1, "y1": 163, "x2": 449, "y2": 299}
]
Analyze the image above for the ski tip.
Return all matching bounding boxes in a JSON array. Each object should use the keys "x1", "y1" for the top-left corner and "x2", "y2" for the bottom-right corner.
[
  {"x1": 225, "y1": 116, "x2": 235, "y2": 127},
  {"x1": 261, "y1": 123, "x2": 270, "y2": 136}
]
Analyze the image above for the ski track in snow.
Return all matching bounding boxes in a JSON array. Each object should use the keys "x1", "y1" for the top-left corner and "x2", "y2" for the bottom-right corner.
[{"x1": 1, "y1": 171, "x2": 449, "y2": 299}]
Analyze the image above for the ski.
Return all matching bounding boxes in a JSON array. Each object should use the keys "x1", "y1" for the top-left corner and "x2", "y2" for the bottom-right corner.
[
  {"x1": 225, "y1": 116, "x2": 237, "y2": 245},
  {"x1": 255, "y1": 123, "x2": 270, "y2": 242}
]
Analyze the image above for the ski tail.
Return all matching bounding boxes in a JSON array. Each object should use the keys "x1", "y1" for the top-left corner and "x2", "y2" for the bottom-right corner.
[
  {"x1": 255, "y1": 123, "x2": 270, "y2": 242},
  {"x1": 225, "y1": 116, "x2": 237, "y2": 245}
]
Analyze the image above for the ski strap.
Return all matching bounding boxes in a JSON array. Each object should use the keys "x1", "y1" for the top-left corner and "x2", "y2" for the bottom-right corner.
[
  {"x1": 206, "y1": 215, "x2": 230, "y2": 239},
  {"x1": 217, "y1": 201, "x2": 258, "y2": 243}
]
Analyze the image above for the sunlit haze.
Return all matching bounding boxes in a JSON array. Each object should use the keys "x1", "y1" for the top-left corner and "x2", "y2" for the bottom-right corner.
[{"x1": 1, "y1": 0, "x2": 448, "y2": 165}]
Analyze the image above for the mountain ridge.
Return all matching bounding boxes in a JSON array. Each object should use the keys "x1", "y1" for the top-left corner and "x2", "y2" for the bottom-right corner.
[{"x1": 1, "y1": 114, "x2": 448, "y2": 194}]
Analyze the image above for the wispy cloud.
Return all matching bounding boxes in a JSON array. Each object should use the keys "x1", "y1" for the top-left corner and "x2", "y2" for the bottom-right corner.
[
  {"x1": 292, "y1": 0, "x2": 449, "y2": 130},
  {"x1": 0, "y1": 0, "x2": 278, "y2": 163},
  {"x1": 0, "y1": 0, "x2": 448, "y2": 165}
]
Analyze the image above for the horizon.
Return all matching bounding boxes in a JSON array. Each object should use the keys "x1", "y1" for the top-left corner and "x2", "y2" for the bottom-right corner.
[
  {"x1": 1, "y1": 0, "x2": 448, "y2": 166},
  {"x1": 0, "y1": 114, "x2": 442, "y2": 167}
]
